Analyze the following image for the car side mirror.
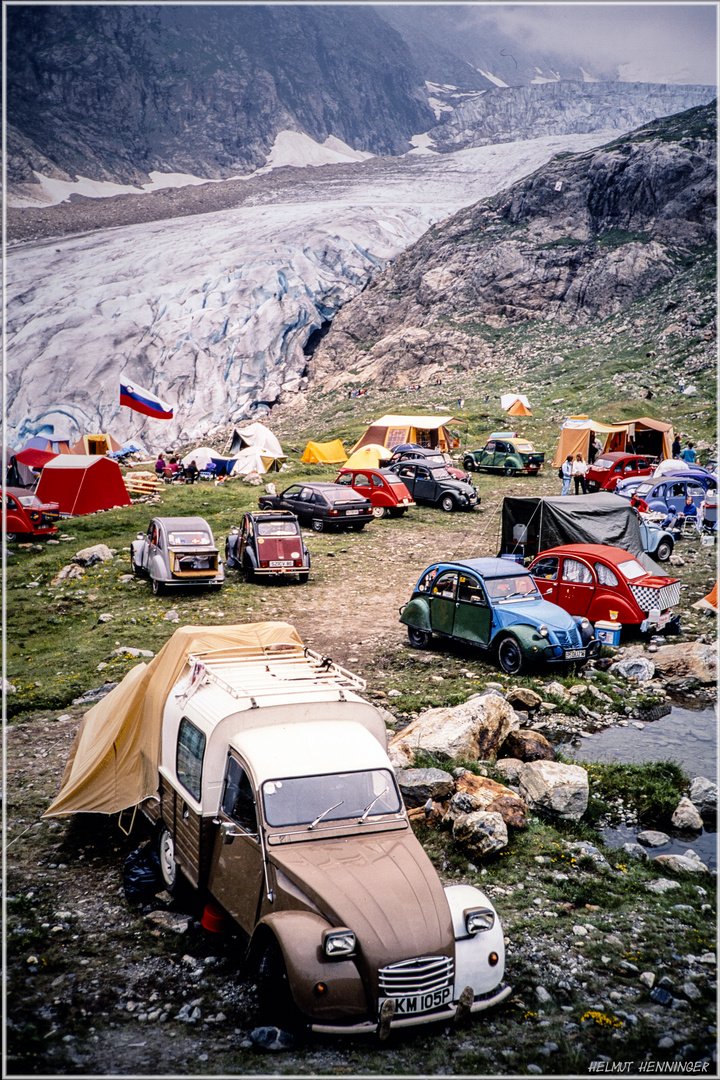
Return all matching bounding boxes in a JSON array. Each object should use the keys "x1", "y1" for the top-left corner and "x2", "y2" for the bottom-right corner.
[{"x1": 220, "y1": 821, "x2": 240, "y2": 845}]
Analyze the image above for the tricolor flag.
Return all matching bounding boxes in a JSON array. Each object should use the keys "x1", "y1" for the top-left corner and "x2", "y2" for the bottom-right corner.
[{"x1": 120, "y1": 381, "x2": 173, "y2": 420}]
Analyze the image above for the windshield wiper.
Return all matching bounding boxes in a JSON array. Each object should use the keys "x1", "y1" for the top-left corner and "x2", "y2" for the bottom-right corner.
[
  {"x1": 358, "y1": 787, "x2": 389, "y2": 824},
  {"x1": 308, "y1": 800, "x2": 344, "y2": 830}
]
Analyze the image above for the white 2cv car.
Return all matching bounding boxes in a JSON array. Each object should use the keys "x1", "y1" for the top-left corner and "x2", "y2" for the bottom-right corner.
[{"x1": 45, "y1": 622, "x2": 510, "y2": 1038}]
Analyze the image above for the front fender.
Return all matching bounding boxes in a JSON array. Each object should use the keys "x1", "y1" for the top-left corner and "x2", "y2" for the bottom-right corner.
[
  {"x1": 399, "y1": 596, "x2": 431, "y2": 631},
  {"x1": 491, "y1": 623, "x2": 545, "y2": 658},
  {"x1": 253, "y1": 911, "x2": 368, "y2": 1022},
  {"x1": 444, "y1": 884, "x2": 505, "y2": 999}
]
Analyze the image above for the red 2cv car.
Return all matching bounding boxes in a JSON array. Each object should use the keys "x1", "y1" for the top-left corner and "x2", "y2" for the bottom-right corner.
[
  {"x1": 4, "y1": 486, "x2": 60, "y2": 541},
  {"x1": 334, "y1": 467, "x2": 415, "y2": 519},
  {"x1": 528, "y1": 544, "x2": 681, "y2": 634}
]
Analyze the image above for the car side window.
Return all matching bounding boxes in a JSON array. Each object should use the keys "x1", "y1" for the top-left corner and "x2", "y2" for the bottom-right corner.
[
  {"x1": 149, "y1": 523, "x2": 159, "y2": 545},
  {"x1": 432, "y1": 570, "x2": 458, "y2": 598},
  {"x1": 5, "y1": 495, "x2": 18, "y2": 510},
  {"x1": 615, "y1": 461, "x2": 626, "y2": 473},
  {"x1": 595, "y1": 562, "x2": 619, "y2": 587},
  {"x1": 177, "y1": 718, "x2": 206, "y2": 801},
  {"x1": 371, "y1": 474, "x2": 385, "y2": 488},
  {"x1": 687, "y1": 483, "x2": 704, "y2": 499},
  {"x1": 354, "y1": 473, "x2": 370, "y2": 486},
  {"x1": 495, "y1": 442, "x2": 507, "y2": 454},
  {"x1": 457, "y1": 573, "x2": 486, "y2": 604},
  {"x1": 283, "y1": 485, "x2": 302, "y2": 497},
  {"x1": 532, "y1": 556, "x2": 559, "y2": 580},
  {"x1": 300, "y1": 487, "x2": 315, "y2": 501},
  {"x1": 637, "y1": 459, "x2": 649, "y2": 469},
  {"x1": 669, "y1": 483, "x2": 685, "y2": 498},
  {"x1": 562, "y1": 558, "x2": 593, "y2": 584},
  {"x1": 221, "y1": 756, "x2": 257, "y2": 833},
  {"x1": 485, "y1": 442, "x2": 496, "y2": 453},
  {"x1": 417, "y1": 467, "x2": 431, "y2": 480},
  {"x1": 398, "y1": 465, "x2": 414, "y2": 479},
  {"x1": 417, "y1": 568, "x2": 439, "y2": 592}
]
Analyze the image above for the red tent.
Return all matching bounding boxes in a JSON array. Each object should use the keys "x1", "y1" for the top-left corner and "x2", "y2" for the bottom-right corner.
[
  {"x1": 15, "y1": 448, "x2": 58, "y2": 468},
  {"x1": 35, "y1": 455, "x2": 132, "y2": 515}
]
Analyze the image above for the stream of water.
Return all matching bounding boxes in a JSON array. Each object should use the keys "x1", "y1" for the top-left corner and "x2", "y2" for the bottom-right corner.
[{"x1": 557, "y1": 703, "x2": 718, "y2": 870}]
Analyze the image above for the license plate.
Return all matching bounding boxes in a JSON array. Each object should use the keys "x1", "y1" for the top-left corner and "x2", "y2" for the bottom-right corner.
[
  {"x1": 269, "y1": 560, "x2": 294, "y2": 567},
  {"x1": 564, "y1": 648, "x2": 586, "y2": 660},
  {"x1": 379, "y1": 985, "x2": 452, "y2": 1017},
  {"x1": 657, "y1": 611, "x2": 671, "y2": 628},
  {"x1": 345, "y1": 509, "x2": 360, "y2": 516}
]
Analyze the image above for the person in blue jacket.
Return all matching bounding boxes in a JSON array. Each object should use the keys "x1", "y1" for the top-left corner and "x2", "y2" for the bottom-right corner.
[{"x1": 680, "y1": 441, "x2": 697, "y2": 463}]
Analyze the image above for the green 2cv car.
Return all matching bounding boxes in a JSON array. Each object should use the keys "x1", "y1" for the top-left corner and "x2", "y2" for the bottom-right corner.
[
  {"x1": 400, "y1": 558, "x2": 600, "y2": 674},
  {"x1": 463, "y1": 434, "x2": 544, "y2": 476}
]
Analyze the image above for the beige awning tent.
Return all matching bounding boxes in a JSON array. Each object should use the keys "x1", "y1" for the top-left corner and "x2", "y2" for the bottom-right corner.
[
  {"x1": 301, "y1": 439, "x2": 348, "y2": 464},
  {"x1": 72, "y1": 433, "x2": 123, "y2": 456},
  {"x1": 343, "y1": 443, "x2": 392, "y2": 469},
  {"x1": 552, "y1": 417, "x2": 620, "y2": 467},
  {"x1": 351, "y1": 414, "x2": 465, "y2": 454},
  {"x1": 44, "y1": 623, "x2": 305, "y2": 818},
  {"x1": 604, "y1": 417, "x2": 675, "y2": 460}
]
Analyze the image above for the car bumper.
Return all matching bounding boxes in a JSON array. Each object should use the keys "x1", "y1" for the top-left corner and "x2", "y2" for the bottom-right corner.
[
  {"x1": 310, "y1": 983, "x2": 512, "y2": 1035},
  {"x1": 542, "y1": 639, "x2": 601, "y2": 662}
]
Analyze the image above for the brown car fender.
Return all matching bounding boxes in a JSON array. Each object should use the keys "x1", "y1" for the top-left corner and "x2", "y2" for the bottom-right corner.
[{"x1": 252, "y1": 910, "x2": 369, "y2": 1021}]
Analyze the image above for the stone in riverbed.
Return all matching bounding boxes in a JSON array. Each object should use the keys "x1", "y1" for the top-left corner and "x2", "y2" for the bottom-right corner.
[
  {"x1": 653, "y1": 853, "x2": 709, "y2": 874},
  {"x1": 637, "y1": 830, "x2": 670, "y2": 847},
  {"x1": 500, "y1": 728, "x2": 556, "y2": 762},
  {"x1": 517, "y1": 760, "x2": 589, "y2": 821},
  {"x1": 388, "y1": 693, "x2": 519, "y2": 767},
  {"x1": 689, "y1": 776, "x2": 717, "y2": 821},
  {"x1": 671, "y1": 797, "x2": 703, "y2": 832}
]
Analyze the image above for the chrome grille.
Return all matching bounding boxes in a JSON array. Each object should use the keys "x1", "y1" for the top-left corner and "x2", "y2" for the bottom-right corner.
[
  {"x1": 378, "y1": 955, "x2": 453, "y2": 997},
  {"x1": 552, "y1": 627, "x2": 581, "y2": 648}
]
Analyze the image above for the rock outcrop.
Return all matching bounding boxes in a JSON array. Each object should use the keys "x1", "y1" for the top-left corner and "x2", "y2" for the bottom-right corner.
[{"x1": 388, "y1": 693, "x2": 520, "y2": 767}]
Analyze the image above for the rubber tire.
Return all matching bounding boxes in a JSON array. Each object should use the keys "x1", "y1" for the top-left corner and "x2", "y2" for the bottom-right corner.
[
  {"x1": 504, "y1": 466, "x2": 516, "y2": 477},
  {"x1": 389, "y1": 508, "x2": 407, "y2": 518},
  {"x1": 157, "y1": 825, "x2": 178, "y2": 892},
  {"x1": 408, "y1": 625, "x2": 432, "y2": 649},
  {"x1": 257, "y1": 938, "x2": 304, "y2": 1034},
  {"x1": 372, "y1": 506, "x2": 388, "y2": 519},
  {"x1": 297, "y1": 572, "x2": 309, "y2": 584},
  {"x1": 440, "y1": 495, "x2": 455, "y2": 513},
  {"x1": 311, "y1": 519, "x2": 324, "y2": 532},
  {"x1": 130, "y1": 556, "x2": 140, "y2": 576},
  {"x1": 463, "y1": 458, "x2": 475, "y2": 472},
  {"x1": 151, "y1": 577, "x2": 164, "y2": 596},
  {"x1": 242, "y1": 559, "x2": 254, "y2": 583},
  {"x1": 6, "y1": 532, "x2": 20, "y2": 543},
  {"x1": 655, "y1": 539, "x2": 673, "y2": 561},
  {"x1": 498, "y1": 636, "x2": 524, "y2": 675}
]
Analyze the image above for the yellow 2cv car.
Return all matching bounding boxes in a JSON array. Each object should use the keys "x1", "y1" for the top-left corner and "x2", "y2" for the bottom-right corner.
[{"x1": 45, "y1": 622, "x2": 510, "y2": 1038}]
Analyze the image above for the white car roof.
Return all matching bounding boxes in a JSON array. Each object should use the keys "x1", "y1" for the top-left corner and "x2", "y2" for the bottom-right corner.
[{"x1": 230, "y1": 720, "x2": 392, "y2": 785}]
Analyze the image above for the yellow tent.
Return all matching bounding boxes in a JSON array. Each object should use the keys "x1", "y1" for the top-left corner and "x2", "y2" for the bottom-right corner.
[
  {"x1": 507, "y1": 399, "x2": 532, "y2": 417},
  {"x1": 343, "y1": 443, "x2": 392, "y2": 469},
  {"x1": 301, "y1": 439, "x2": 347, "y2": 464},
  {"x1": 72, "y1": 433, "x2": 123, "y2": 456},
  {"x1": 44, "y1": 623, "x2": 304, "y2": 817},
  {"x1": 351, "y1": 414, "x2": 465, "y2": 454}
]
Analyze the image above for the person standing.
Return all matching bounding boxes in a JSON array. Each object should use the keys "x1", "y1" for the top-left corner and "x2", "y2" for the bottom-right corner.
[
  {"x1": 672, "y1": 434, "x2": 682, "y2": 458},
  {"x1": 572, "y1": 453, "x2": 588, "y2": 494},
  {"x1": 561, "y1": 455, "x2": 573, "y2": 496},
  {"x1": 680, "y1": 441, "x2": 697, "y2": 463},
  {"x1": 588, "y1": 432, "x2": 597, "y2": 464}
]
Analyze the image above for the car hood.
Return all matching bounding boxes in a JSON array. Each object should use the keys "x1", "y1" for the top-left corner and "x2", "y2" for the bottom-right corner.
[
  {"x1": 270, "y1": 829, "x2": 452, "y2": 971},
  {"x1": 492, "y1": 596, "x2": 579, "y2": 631}
]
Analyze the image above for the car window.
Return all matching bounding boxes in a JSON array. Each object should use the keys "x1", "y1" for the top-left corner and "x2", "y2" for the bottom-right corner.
[
  {"x1": 300, "y1": 487, "x2": 316, "y2": 500},
  {"x1": 335, "y1": 473, "x2": 352, "y2": 486},
  {"x1": 416, "y1": 467, "x2": 431, "y2": 480},
  {"x1": 371, "y1": 474, "x2": 385, "y2": 488},
  {"x1": 457, "y1": 573, "x2": 486, "y2": 604},
  {"x1": 617, "y1": 558, "x2": 647, "y2": 580},
  {"x1": 484, "y1": 442, "x2": 496, "y2": 453},
  {"x1": 593, "y1": 458, "x2": 613, "y2": 471},
  {"x1": 485, "y1": 575, "x2": 538, "y2": 600},
  {"x1": 282, "y1": 486, "x2": 303, "y2": 497},
  {"x1": 177, "y1": 717, "x2": 205, "y2": 801},
  {"x1": 637, "y1": 460, "x2": 649, "y2": 469},
  {"x1": 635, "y1": 483, "x2": 653, "y2": 496},
  {"x1": 562, "y1": 558, "x2": 593, "y2": 584},
  {"x1": 687, "y1": 483, "x2": 705, "y2": 498},
  {"x1": 397, "y1": 465, "x2": 415, "y2": 478},
  {"x1": 354, "y1": 473, "x2": 370, "y2": 486},
  {"x1": 5, "y1": 495, "x2": 19, "y2": 510},
  {"x1": 331, "y1": 491, "x2": 365, "y2": 503},
  {"x1": 615, "y1": 461, "x2": 627, "y2": 473},
  {"x1": 532, "y1": 556, "x2": 559, "y2": 580},
  {"x1": 417, "y1": 567, "x2": 439, "y2": 592},
  {"x1": 515, "y1": 442, "x2": 533, "y2": 453},
  {"x1": 149, "y1": 523, "x2": 159, "y2": 545},
  {"x1": 386, "y1": 475, "x2": 407, "y2": 486},
  {"x1": 669, "y1": 483, "x2": 686, "y2": 498},
  {"x1": 495, "y1": 442, "x2": 507, "y2": 453},
  {"x1": 262, "y1": 769, "x2": 401, "y2": 828},
  {"x1": 221, "y1": 757, "x2": 257, "y2": 833},
  {"x1": 622, "y1": 462, "x2": 636, "y2": 472},
  {"x1": 432, "y1": 570, "x2": 458, "y2": 599},
  {"x1": 595, "y1": 562, "x2": 619, "y2": 587},
  {"x1": 168, "y1": 530, "x2": 211, "y2": 545},
  {"x1": 256, "y1": 521, "x2": 299, "y2": 537}
]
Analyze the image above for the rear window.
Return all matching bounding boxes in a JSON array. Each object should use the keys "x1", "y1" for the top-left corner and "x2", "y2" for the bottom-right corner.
[
  {"x1": 514, "y1": 443, "x2": 534, "y2": 453},
  {"x1": 168, "y1": 531, "x2": 211, "y2": 545},
  {"x1": 635, "y1": 483, "x2": 653, "y2": 496},
  {"x1": 617, "y1": 559, "x2": 647, "y2": 581},
  {"x1": 593, "y1": 458, "x2": 613, "y2": 471},
  {"x1": 331, "y1": 491, "x2": 366, "y2": 503},
  {"x1": 387, "y1": 476, "x2": 407, "y2": 486},
  {"x1": 257, "y1": 521, "x2": 299, "y2": 537}
]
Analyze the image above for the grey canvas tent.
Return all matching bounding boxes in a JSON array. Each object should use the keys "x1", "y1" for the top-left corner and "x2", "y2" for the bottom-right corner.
[{"x1": 500, "y1": 494, "x2": 661, "y2": 573}]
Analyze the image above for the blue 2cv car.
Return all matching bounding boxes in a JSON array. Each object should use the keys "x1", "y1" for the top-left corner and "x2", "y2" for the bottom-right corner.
[{"x1": 400, "y1": 558, "x2": 601, "y2": 674}]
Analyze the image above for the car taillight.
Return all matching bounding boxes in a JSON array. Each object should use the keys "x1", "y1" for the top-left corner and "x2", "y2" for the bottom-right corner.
[
  {"x1": 260, "y1": 560, "x2": 269, "y2": 568},
  {"x1": 294, "y1": 559, "x2": 303, "y2": 566}
]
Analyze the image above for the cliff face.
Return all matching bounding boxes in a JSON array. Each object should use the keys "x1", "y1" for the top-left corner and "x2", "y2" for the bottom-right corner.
[
  {"x1": 309, "y1": 103, "x2": 716, "y2": 391},
  {"x1": 7, "y1": 5, "x2": 433, "y2": 186}
]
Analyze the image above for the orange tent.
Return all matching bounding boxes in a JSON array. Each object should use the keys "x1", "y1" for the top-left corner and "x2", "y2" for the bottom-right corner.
[
  {"x1": 507, "y1": 399, "x2": 532, "y2": 417},
  {"x1": 692, "y1": 581, "x2": 718, "y2": 612}
]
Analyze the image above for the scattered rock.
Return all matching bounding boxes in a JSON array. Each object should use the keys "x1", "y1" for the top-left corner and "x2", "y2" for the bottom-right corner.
[
  {"x1": 98, "y1": 613, "x2": 114, "y2": 623},
  {"x1": 51, "y1": 563, "x2": 85, "y2": 585},
  {"x1": 494, "y1": 757, "x2": 524, "y2": 784},
  {"x1": 622, "y1": 842, "x2": 649, "y2": 861},
  {"x1": 505, "y1": 687, "x2": 542, "y2": 711},
  {"x1": 452, "y1": 810, "x2": 508, "y2": 857},
  {"x1": 396, "y1": 768, "x2": 454, "y2": 808},
  {"x1": 109, "y1": 646, "x2": 155, "y2": 659},
  {"x1": 72, "y1": 682, "x2": 118, "y2": 705},
  {"x1": 388, "y1": 694, "x2": 519, "y2": 766},
  {"x1": 649, "y1": 987, "x2": 673, "y2": 1007},
  {"x1": 637, "y1": 830, "x2": 670, "y2": 847},
  {"x1": 250, "y1": 1026, "x2": 295, "y2": 1051},
  {"x1": 453, "y1": 772, "x2": 527, "y2": 828},
  {"x1": 671, "y1": 797, "x2": 704, "y2": 832},
  {"x1": 639, "y1": 971, "x2": 656, "y2": 989},
  {"x1": 145, "y1": 910, "x2": 190, "y2": 934},
  {"x1": 73, "y1": 544, "x2": 115, "y2": 566},
  {"x1": 164, "y1": 610, "x2": 181, "y2": 623},
  {"x1": 653, "y1": 853, "x2": 709, "y2": 874},
  {"x1": 517, "y1": 760, "x2": 589, "y2": 821},
  {"x1": 608, "y1": 657, "x2": 656, "y2": 682},
  {"x1": 689, "y1": 776, "x2": 717, "y2": 821},
  {"x1": 650, "y1": 642, "x2": 717, "y2": 685},
  {"x1": 645, "y1": 878, "x2": 681, "y2": 894},
  {"x1": 500, "y1": 728, "x2": 556, "y2": 763}
]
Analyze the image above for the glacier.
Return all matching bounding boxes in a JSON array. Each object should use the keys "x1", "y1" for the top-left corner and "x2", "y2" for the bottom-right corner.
[{"x1": 7, "y1": 131, "x2": 619, "y2": 450}]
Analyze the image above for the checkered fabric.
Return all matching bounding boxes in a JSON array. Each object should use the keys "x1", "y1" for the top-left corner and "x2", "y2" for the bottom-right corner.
[{"x1": 629, "y1": 581, "x2": 681, "y2": 612}]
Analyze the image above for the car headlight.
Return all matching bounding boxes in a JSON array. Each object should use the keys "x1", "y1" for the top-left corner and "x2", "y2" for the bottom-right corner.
[
  {"x1": 538, "y1": 624, "x2": 549, "y2": 638},
  {"x1": 465, "y1": 908, "x2": 495, "y2": 935},
  {"x1": 580, "y1": 618, "x2": 590, "y2": 629},
  {"x1": 323, "y1": 928, "x2": 356, "y2": 956}
]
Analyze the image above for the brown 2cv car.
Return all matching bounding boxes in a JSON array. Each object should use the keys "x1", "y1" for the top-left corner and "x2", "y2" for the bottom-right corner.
[
  {"x1": 44, "y1": 623, "x2": 510, "y2": 1038},
  {"x1": 225, "y1": 510, "x2": 311, "y2": 582}
]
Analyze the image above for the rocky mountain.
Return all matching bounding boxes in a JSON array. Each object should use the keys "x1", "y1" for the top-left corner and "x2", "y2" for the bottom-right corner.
[
  {"x1": 6, "y1": 4, "x2": 433, "y2": 188},
  {"x1": 309, "y1": 103, "x2": 716, "y2": 392}
]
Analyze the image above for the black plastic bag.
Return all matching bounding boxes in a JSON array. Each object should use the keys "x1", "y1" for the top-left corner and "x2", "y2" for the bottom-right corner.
[{"x1": 123, "y1": 840, "x2": 163, "y2": 902}]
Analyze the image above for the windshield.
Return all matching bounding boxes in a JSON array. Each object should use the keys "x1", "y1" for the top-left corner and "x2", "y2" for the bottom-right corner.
[
  {"x1": 485, "y1": 575, "x2": 540, "y2": 601},
  {"x1": 262, "y1": 769, "x2": 401, "y2": 828},
  {"x1": 617, "y1": 558, "x2": 647, "y2": 581},
  {"x1": 168, "y1": 530, "x2": 211, "y2": 545},
  {"x1": 17, "y1": 494, "x2": 41, "y2": 508},
  {"x1": 257, "y1": 521, "x2": 299, "y2": 537},
  {"x1": 593, "y1": 458, "x2": 613, "y2": 471}
]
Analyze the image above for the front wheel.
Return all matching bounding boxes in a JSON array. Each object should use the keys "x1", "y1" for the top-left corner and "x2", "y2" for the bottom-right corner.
[
  {"x1": 151, "y1": 577, "x2": 164, "y2": 596},
  {"x1": 311, "y1": 519, "x2": 324, "y2": 532},
  {"x1": 497, "y1": 636, "x2": 524, "y2": 675},
  {"x1": 655, "y1": 539, "x2": 673, "y2": 561},
  {"x1": 463, "y1": 457, "x2": 475, "y2": 472},
  {"x1": 440, "y1": 495, "x2": 455, "y2": 513},
  {"x1": 5, "y1": 532, "x2": 20, "y2": 542},
  {"x1": 157, "y1": 825, "x2": 178, "y2": 892},
  {"x1": 372, "y1": 506, "x2": 388, "y2": 519},
  {"x1": 408, "y1": 625, "x2": 432, "y2": 649},
  {"x1": 257, "y1": 938, "x2": 304, "y2": 1034}
]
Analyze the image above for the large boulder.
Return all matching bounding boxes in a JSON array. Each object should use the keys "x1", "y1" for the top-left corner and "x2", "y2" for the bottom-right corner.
[
  {"x1": 452, "y1": 810, "x2": 508, "y2": 857},
  {"x1": 454, "y1": 771, "x2": 527, "y2": 828},
  {"x1": 650, "y1": 642, "x2": 717, "y2": 686},
  {"x1": 388, "y1": 693, "x2": 519, "y2": 766},
  {"x1": 500, "y1": 729, "x2": 556, "y2": 763},
  {"x1": 653, "y1": 852, "x2": 709, "y2": 874},
  {"x1": 608, "y1": 656, "x2": 656, "y2": 683},
  {"x1": 689, "y1": 776, "x2": 717, "y2": 821},
  {"x1": 396, "y1": 768, "x2": 454, "y2": 808},
  {"x1": 505, "y1": 687, "x2": 542, "y2": 712},
  {"x1": 517, "y1": 760, "x2": 589, "y2": 821},
  {"x1": 73, "y1": 543, "x2": 115, "y2": 566},
  {"x1": 671, "y1": 796, "x2": 704, "y2": 833}
]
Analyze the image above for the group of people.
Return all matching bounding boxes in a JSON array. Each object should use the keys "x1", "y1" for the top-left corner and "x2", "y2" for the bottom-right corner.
[
  {"x1": 672, "y1": 434, "x2": 697, "y2": 462},
  {"x1": 560, "y1": 453, "x2": 590, "y2": 496},
  {"x1": 155, "y1": 452, "x2": 198, "y2": 483}
]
